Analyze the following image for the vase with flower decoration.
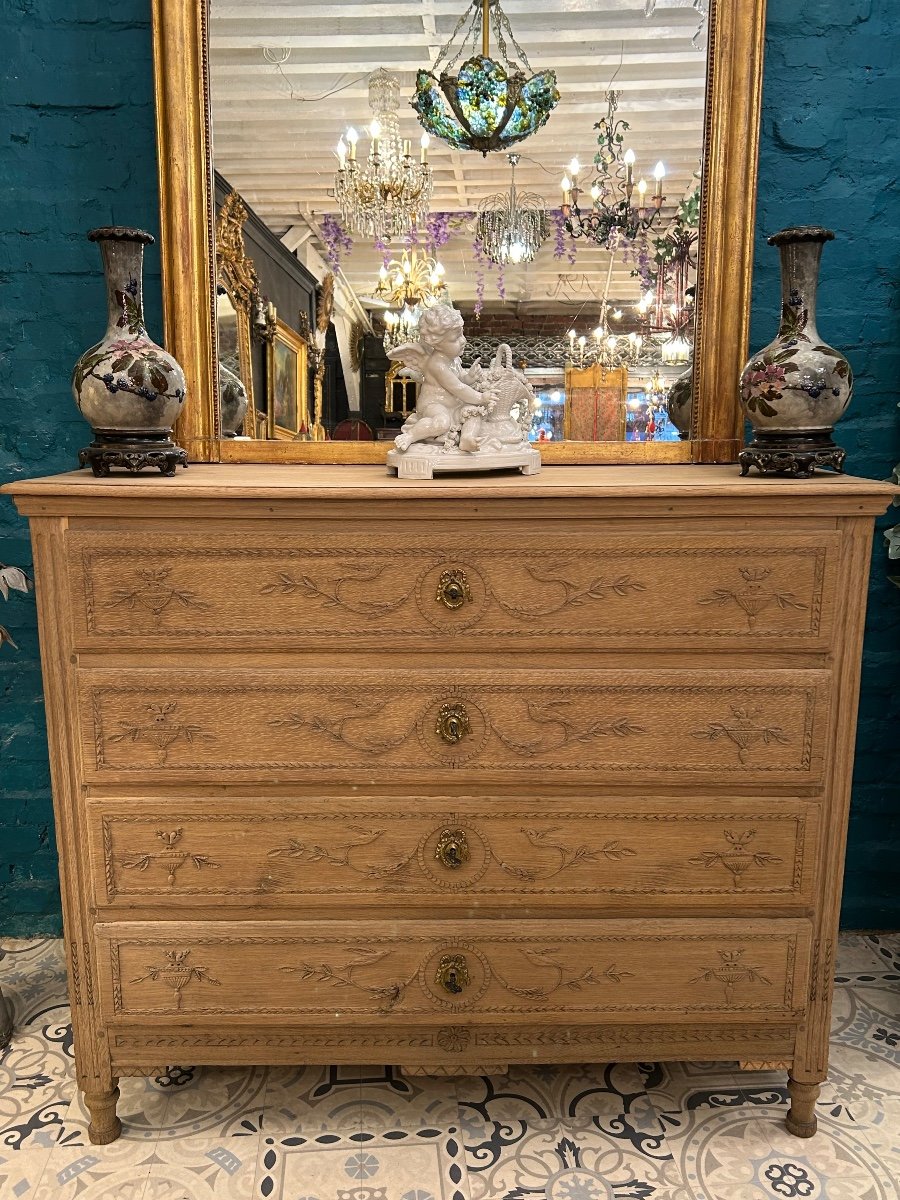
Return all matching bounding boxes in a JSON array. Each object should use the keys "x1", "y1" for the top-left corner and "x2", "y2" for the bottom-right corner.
[
  {"x1": 739, "y1": 226, "x2": 852, "y2": 477},
  {"x1": 72, "y1": 227, "x2": 187, "y2": 475}
]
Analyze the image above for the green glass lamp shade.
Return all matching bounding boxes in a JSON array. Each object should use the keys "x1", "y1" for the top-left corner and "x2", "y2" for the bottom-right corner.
[{"x1": 413, "y1": 54, "x2": 559, "y2": 155}]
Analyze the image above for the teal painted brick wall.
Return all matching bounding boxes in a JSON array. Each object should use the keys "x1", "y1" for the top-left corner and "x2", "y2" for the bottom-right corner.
[
  {"x1": 1, "y1": 0, "x2": 898, "y2": 933},
  {"x1": 750, "y1": 0, "x2": 900, "y2": 927}
]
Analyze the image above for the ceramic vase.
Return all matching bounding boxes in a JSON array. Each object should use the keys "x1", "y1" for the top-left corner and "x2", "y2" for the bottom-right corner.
[
  {"x1": 73, "y1": 226, "x2": 188, "y2": 476},
  {"x1": 218, "y1": 361, "x2": 249, "y2": 437},
  {"x1": 666, "y1": 358, "x2": 693, "y2": 441},
  {"x1": 739, "y1": 226, "x2": 851, "y2": 477}
]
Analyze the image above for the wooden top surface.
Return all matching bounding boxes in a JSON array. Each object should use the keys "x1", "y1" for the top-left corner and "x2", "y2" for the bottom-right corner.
[{"x1": 3, "y1": 464, "x2": 897, "y2": 511}]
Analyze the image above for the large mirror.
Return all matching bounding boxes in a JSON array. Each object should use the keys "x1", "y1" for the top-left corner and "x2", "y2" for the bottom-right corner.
[{"x1": 153, "y1": 0, "x2": 766, "y2": 464}]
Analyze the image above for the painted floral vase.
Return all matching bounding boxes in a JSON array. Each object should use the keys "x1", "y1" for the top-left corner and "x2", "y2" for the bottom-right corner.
[
  {"x1": 739, "y1": 226, "x2": 851, "y2": 477},
  {"x1": 666, "y1": 358, "x2": 693, "y2": 441},
  {"x1": 218, "y1": 361, "x2": 248, "y2": 437},
  {"x1": 73, "y1": 227, "x2": 187, "y2": 476}
]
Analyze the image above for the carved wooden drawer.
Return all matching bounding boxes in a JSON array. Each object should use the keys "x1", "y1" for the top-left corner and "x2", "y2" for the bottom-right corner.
[
  {"x1": 94, "y1": 918, "x2": 811, "y2": 1023},
  {"x1": 67, "y1": 528, "x2": 838, "y2": 653},
  {"x1": 88, "y1": 799, "x2": 818, "y2": 912},
  {"x1": 77, "y1": 666, "x2": 831, "y2": 787}
]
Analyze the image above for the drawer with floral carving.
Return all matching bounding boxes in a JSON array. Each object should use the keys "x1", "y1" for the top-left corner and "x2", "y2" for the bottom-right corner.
[
  {"x1": 88, "y1": 799, "x2": 819, "y2": 912},
  {"x1": 93, "y1": 918, "x2": 811, "y2": 1023},
  {"x1": 66, "y1": 529, "x2": 839, "y2": 653},
  {"x1": 77, "y1": 666, "x2": 830, "y2": 787}
]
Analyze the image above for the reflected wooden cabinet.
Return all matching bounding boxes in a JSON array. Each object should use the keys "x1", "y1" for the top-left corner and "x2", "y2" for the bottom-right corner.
[{"x1": 4, "y1": 464, "x2": 893, "y2": 1145}]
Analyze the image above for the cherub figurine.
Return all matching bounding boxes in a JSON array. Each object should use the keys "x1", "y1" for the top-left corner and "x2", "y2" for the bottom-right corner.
[
  {"x1": 388, "y1": 306, "x2": 495, "y2": 453},
  {"x1": 385, "y1": 306, "x2": 541, "y2": 479}
]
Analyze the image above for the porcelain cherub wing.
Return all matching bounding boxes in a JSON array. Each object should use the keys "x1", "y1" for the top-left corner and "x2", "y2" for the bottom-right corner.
[{"x1": 386, "y1": 342, "x2": 430, "y2": 376}]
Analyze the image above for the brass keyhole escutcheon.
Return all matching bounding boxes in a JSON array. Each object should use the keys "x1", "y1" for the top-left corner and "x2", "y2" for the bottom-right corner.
[
  {"x1": 436, "y1": 702, "x2": 470, "y2": 746},
  {"x1": 435, "y1": 953, "x2": 469, "y2": 995},
  {"x1": 436, "y1": 568, "x2": 472, "y2": 611},
  {"x1": 435, "y1": 828, "x2": 470, "y2": 870}
]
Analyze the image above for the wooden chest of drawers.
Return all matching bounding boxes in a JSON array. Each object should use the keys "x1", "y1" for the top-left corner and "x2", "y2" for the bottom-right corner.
[{"x1": 5, "y1": 464, "x2": 893, "y2": 1144}]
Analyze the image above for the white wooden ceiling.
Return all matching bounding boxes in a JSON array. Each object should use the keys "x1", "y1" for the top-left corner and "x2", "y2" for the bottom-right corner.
[{"x1": 209, "y1": 0, "x2": 708, "y2": 309}]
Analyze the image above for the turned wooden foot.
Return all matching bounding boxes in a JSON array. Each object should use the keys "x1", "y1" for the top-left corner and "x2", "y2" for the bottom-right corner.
[
  {"x1": 786, "y1": 1075, "x2": 819, "y2": 1138},
  {"x1": 84, "y1": 1083, "x2": 122, "y2": 1144}
]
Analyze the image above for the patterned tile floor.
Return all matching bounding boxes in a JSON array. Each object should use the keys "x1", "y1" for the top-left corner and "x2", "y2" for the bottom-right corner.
[{"x1": 0, "y1": 933, "x2": 897, "y2": 1200}]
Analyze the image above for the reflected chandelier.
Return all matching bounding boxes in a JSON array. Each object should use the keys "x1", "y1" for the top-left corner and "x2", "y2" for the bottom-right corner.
[
  {"x1": 561, "y1": 91, "x2": 666, "y2": 248},
  {"x1": 476, "y1": 153, "x2": 548, "y2": 266},
  {"x1": 565, "y1": 300, "x2": 643, "y2": 374},
  {"x1": 374, "y1": 248, "x2": 450, "y2": 351},
  {"x1": 335, "y1": 69, "x2": 433, "y2": 241},
  {"x1": 412, "y1": 0, "x2": 559, "y2": 156}
]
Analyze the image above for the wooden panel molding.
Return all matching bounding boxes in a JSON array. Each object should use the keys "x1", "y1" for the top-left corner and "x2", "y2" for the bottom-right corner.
[{"x1": 67, "y1": 530, "x2": 838, "y2": 651}]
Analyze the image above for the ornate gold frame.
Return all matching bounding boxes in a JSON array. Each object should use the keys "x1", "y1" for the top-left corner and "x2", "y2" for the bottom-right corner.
[
  {"x1": 215, "y1": 190, "x2": 257, "y2": 434},
  {"x1": 153, "y1": 0, "x2": 767, "y2": 465},
  {"x1": 267, "y1": 320, "x2": 309, "y2": 440}
]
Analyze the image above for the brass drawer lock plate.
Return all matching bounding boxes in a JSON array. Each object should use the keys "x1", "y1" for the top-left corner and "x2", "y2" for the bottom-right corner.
[
  {"x1": 435, "y1": 702, "x2": 470, "y2": 745},
  {"x1": 435, "y1": 827, "x2": 470, "y2": 870},
  {"x1": 436, "y1": 568, "x2": 472, "y2": 610},
  {"x1": 435, "y1": 953, "x2": 469, "y2": 995}
]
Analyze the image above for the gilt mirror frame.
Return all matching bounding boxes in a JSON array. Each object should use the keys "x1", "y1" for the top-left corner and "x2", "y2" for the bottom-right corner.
[
  {"x1": 152, "y1": 0, "x2": 767, "y2": 465},
  {"x1": 214, "y1": 189, "x2": 257, "y2": 435}
]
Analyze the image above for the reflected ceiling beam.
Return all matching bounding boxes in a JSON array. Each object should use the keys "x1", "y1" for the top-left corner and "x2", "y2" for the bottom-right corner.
[{"x1": 210, "y1": 25, "x2": 697, "y2": 49}]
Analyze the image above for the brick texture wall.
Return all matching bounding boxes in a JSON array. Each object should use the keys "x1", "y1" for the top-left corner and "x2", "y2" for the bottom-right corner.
[{"x1": 1, "y1": 0, "x2": 897, "y2": 933}]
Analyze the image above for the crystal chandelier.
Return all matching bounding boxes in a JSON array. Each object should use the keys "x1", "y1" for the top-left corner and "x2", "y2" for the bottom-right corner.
[
  {"x1": 565, "y1": 300, "x2": 643, "y2": 374},
  {"x1": 476, "y1": 153, "x2": 548, "y2": 266},
  {"x1": 374, "y1": 248, "x2": 450, "y2": 351},
  {"x1": 335, "y1": 69, "x2": 433, "y2": 241},
  {"x1": 561, "y1": 92, "x2": 665, "y2": 248},
  {"x1": 412, "y1": 0, "x2": 559, "y2": 156}
]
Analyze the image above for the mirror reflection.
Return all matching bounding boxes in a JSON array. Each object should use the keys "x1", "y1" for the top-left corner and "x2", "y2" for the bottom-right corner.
[{"x1": 208, "y1": 0, "x2": 709, "y2": 445}]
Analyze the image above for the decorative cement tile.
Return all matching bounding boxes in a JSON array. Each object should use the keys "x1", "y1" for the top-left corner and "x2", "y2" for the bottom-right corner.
[
  {"x1": 0, "y1": 940, "x2": 69, "y2": 1029},
  {"x1": 0, "y1": 1021, "x2": 76, "y2": 1150},
  {"x1": 0, "y1": 1146, "x2": 54, "y2": 1197},
  {"x1": 668, "y1": 1106, "x2": 899, "y2": 1200},
  {"x1": 255, "y1": 1124, "x2": 467, "y2": 1200},
  {"x1": 143, "y1": 1133, "x2": 263, "y2": 1199},
  {"x1": 262, "y1": 1065, "x2": 459, "y2": 1135},
  {"x1": 836, "y1": 936, "x2": 888, "y2": 977},
  {"x1": 152, "y1": 1066, "x2": 268, "y2": 1141},
  {"x1": 458, "y1": 1062, "x2": 666, "y2": 1168},
  {"x1": 464, "y1": 1117, "x2": 688, "y2": 1200},
  {"x1": 864, "y1": 935, "x2": 900, "y2": 976},
  {"x1": 33, "y1": 1140, "x2": 158, "y2": 1200}
]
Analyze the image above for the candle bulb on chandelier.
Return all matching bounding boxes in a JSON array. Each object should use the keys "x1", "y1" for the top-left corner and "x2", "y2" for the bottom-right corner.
[
  {"x1": 568, "y1": 156, "x2": 580, "y2": 180},
  {"x1": 402, "y1": 138, "x2": 411, "y2": 158},
  {"x1": 370, "y1": 119, "x2": 381, "y2": 157},
  {"x1": 654, "y1": 161, "x2": 665, "y2": 201},
  {"x1": 346, "y1": 127, "x2": 358, "y2": 161},
  {"x1": 420, "y1": 132, "x2": 430, "y2": 162},
  {"x1": 623, "y1": 148, "x2": 636, "y2": 194},
  {"x1": 561, "y1": 174, "x2": 572, "y2": 207},
  {"x1": 637, "y1": 178, "x2": 647, "y2": 209},
  {"x1": 336, "y1": 137, "x2": 347, "y2": 167}
]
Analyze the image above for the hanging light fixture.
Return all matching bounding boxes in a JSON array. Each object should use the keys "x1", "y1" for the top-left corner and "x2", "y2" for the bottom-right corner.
[
  {"x1": 561, "y1": 91, "x2": 665, "y2": 248},
  {"x1": 335, "y1": 69, "x2": 433, "y2": 241},
  {"x1": 476, "y1": 153, "x2": 548, "y2": 266},
  {"x1": 373, "y1": 248, "x2": 450, "y2": 351},
  {"x1": 412, "y1": 0, "x2": 559, "y2": 156},
  {"x1": 565, "y1": 299, "x2": 644, "y2": 373}
]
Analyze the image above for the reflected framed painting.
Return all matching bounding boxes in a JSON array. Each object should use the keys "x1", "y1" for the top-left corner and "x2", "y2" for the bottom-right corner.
[{"x1": 267, "y1": 320, "x2": 308, "y2": 440}]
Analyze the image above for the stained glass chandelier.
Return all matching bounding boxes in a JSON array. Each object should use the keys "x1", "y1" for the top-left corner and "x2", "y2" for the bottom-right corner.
[
  {"x1": 374, "y1": 248, "x2": 450, "y2": 351},
  {"x1": 412, "y1": 0, "x2": 560, "y2": 156},
  {"x1": 476, "y1": 154, "x2": 548, "y2": 266},
  {"x1": 561, "y1": 92, "x2": 666, "y2": 248},
  {"x1": 335, "y1": 69, "x2": 433, "y2": 241}
]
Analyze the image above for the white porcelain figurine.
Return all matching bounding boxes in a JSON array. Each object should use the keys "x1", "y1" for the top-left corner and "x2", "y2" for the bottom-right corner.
[{"x1": 385, "y1": 306, "x2": 541, "y2": 479}]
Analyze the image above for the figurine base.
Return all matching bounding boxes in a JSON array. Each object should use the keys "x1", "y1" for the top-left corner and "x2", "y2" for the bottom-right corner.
[
  {"x1": 79, "y1": 434, "x2": 188, "y2": 478},
  {"x1": 739, "y1": 430, "x2": 846, "y2": 479},
  {"x1": 387, "y1": 445, "x2": 541, "y2": 480}
]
